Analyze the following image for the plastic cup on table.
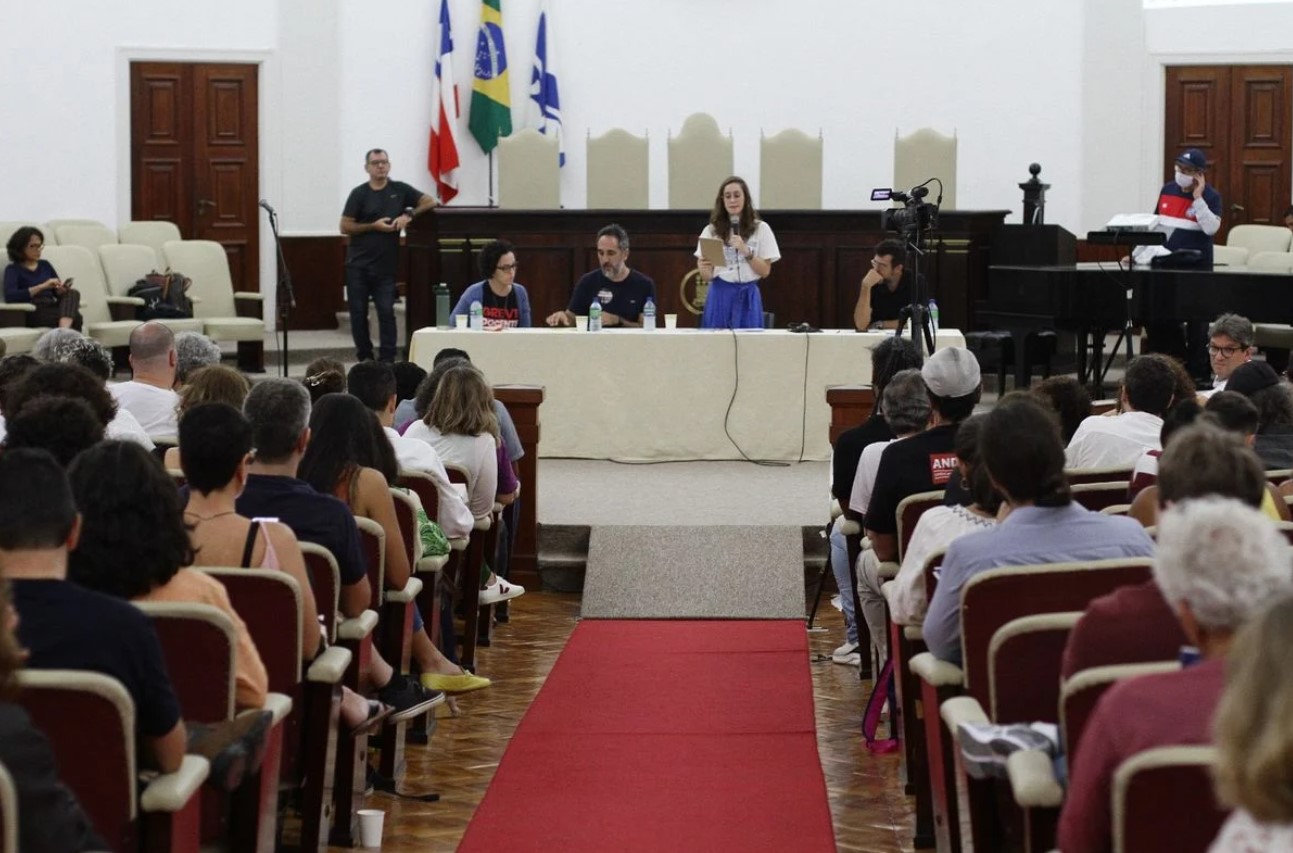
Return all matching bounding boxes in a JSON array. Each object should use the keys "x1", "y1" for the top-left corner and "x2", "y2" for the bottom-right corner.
[
  {"x1": 664, "y1": 313, "x2": 678, "y2": 329},
  {"x1": 575, "y1": 315, "x2": 589, "y2": 331},
  {"x1": 357, "y1": 809, "x2": 385, "y2": 848},
  {"x1": 454, "y1": 315, "x2": 468, "y2": 330}
]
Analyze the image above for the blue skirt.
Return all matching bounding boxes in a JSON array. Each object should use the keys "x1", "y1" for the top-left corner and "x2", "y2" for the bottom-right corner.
[{"x1": 700, "y1": 277, "x2": 763, "y2": 329}]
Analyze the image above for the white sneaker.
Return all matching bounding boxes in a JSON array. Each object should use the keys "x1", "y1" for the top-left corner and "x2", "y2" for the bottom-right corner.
[
  {"x1": 832, "y1": 641, "x2": 861, "y2": 666},
  {"x1": 480, "y1": 577, "x2": 525, "y2": 606}
]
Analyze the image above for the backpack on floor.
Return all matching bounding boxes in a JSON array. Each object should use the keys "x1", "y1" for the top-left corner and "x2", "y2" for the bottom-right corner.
[{"x1": 128, "y1": 269, "x2": 194, "y2": 320}]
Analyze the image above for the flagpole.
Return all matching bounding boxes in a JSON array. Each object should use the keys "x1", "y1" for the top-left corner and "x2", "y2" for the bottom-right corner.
[{"x1": 488, "y1": 150, "x2": 496, "y2": 207}]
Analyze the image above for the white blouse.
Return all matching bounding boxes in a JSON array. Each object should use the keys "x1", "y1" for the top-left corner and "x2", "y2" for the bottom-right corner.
[
  {"x1": 403, "y1": 421, "x2": 498, "y2": 518},
  {"x1": 694, "y1": 220, "x2": 781, "y2": 283}
]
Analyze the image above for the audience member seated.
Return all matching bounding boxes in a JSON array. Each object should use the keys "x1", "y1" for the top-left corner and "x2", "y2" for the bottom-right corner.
[
  {"x1": 392, "y1": 361, "x2": 427, "y2": 423},
  {"x1": 66, "y1": 440, "x2": 268, "y2": 710},
  {"x1": 173, "y1": 331, "x2": 222, "y2": 386},
  {"x1": 3, "y1": 226, "x2": 82, "y2": 329},
  {"x1": 7, "y1": 362, "x2": 153, "y2": 449},
  {"x1": 161, "y1": 365, "x2": 251, "y2": 470},
  {"x1": 1210, "y1": 593, "x2": 1293, "y2": 851},
  {"x1": 6, "y1": 448, "x2": 188, "y2": 772},
  {"x1": 232, "y1": 377, "x2": 441, "y2": 720},
  {"x1": 1033, "y1": 375, "x2": 1092, "y2": 445},
  {"x1": 923, "y1": 396, "x2": 1155, "y2": 664},
  {"x1": 299, "y1": 394, "x2": 489, "y2": 695},
  {"x1": 302, "y1": 356, "x2": 346, "y2": 404},
  {"x1": 2, "y1": 396, "x2": 103, "y2": 468},
  {"x1": 827, "y1": 336, "x2": 922, "y2": 665},
  {"x1": 0, "y1": 353, "x2": 37, "y2": 441},
  {"x1": 1057, "y1": 497, "x2": 1293, "y2": 852},
  {"x1": 1066, "y1": 353, "x2": 1177, "y2": 469},
  {"x1": 1062, "y1": 422, "x2": 1265, "y2": 680},
  {"x1": 348, "y1": 361, "x2": 473, "y2": 538},
  {"x1": 849, "y1": 369, "x2": 932, "y2": 661},
  {"x1": 60, "y1": 335, "x2": 114, "y2": 382},
  {"x1": 1202, "y1": 313, "x2": 1255, "y2": 395},
  {"x1": 1127, "y1": 398, "x2": 1202, "y2": 498},
  {"x1": 31, "y1": 327, "x2": 84, "y2": 363},
  {"x1": 109, "y1": 322, "x2": 180, "y2": 439},
  {"x1": 405, "y1": 362, "x2": 524, "y2": 605},
  {"x1": 887, "y1": 415, "x2": 1000, "y2": 627},
  {"x1": 1225, "y1": 360, "x2": 1293, "y2": 469},
  {"x1": 0, "y1": 573, "x2": 106, "y2": 852},
  {"x1": 865, "y1": 346, "x2": 982, "y2": 564}
]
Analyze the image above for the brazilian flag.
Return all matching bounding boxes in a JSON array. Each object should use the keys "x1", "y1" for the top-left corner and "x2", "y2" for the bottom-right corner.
[{"x1": 469, "y1": 0, "x2": 512, "y2": 153}]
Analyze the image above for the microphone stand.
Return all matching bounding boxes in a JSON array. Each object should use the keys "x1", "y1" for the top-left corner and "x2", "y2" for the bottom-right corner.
[{"x1": 264, "y1": 206, "x2": 295, "y2": 377}]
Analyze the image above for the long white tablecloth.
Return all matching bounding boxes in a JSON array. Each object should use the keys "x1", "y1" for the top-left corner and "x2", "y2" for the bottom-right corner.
[{"x1": 409, "y1": 327, "x2": 966, "y2": 462}]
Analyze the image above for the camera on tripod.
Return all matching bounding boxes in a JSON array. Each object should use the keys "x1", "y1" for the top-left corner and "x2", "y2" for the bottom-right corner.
[{"x1": 871, "y1": 185, "x2": 939, "y2": 238}]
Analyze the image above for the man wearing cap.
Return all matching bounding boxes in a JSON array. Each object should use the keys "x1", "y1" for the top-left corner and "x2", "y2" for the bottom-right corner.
[{"x1": 864, "y1": 346, "x2": 982, "y2": 565}]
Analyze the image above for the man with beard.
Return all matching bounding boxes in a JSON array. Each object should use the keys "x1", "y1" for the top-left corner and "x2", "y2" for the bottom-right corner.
[{"x1": 546, "y1": 224, "x2": 656, "y2": 327}]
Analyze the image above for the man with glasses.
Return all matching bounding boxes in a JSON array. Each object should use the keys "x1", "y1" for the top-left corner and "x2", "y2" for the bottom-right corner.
[
  {"x1": 340, "y1": 149, "x2": 437, "y2": 362},
  {"x1": 1202, "y1": 313, "x2": 1254, "y2": 395},
  {"x1": 853, "y1": 238, "x2": 916, "y2": 332},
  {"x1": 545, "y1": 224, "x2": 656, "y2": 328}
]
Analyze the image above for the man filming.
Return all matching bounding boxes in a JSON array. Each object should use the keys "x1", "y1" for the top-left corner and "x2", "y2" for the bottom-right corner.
[{"x1": 853, "y1": 238, "x2": 916, "y2": 331}]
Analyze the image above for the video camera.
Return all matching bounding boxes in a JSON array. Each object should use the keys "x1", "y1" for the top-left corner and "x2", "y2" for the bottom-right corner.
[{"x1": 872, "y1": 185, "x2": 939, "y2": 237}]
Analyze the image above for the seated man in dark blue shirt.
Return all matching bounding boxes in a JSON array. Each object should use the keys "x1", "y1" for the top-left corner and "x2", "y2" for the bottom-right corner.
[
  {"x1": 545, "y1": 224, "x2": 656, "y2": 328},
  {"x1": 3, "y1": 448, "x2": 188, "y2": 773},
  {"x1": 235, "y1": 378, "x2": 439, "y2": 718}
]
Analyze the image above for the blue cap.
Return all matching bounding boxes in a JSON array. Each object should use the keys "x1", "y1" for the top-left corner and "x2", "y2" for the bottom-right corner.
[{"x1": 1176, "y1": 148, "x2": 1208, "y2": 171}]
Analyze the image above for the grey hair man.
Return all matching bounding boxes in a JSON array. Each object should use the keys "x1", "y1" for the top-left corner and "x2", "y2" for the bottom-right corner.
[
  {"x1": 32, "y1": 328, "x2": 85, "y2": 363},
  {"x1": 108, "y1": 322, "x2": 179, "y2": 439},
  {"x1": 174, "y1": 332, "x2": 222, "y2": 385},
  {"x1": 1205, "y1": 313, "x2": 1255, "y2": 393},
  {"x1": 546, "y1": 223, "x2": 657, "y2": 328}
]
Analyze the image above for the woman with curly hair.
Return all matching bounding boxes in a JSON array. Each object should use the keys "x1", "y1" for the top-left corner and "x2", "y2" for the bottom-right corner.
[
  {"x1": 3, "y1": 226, "x2": 81, "y2": 329},
  {"x1": 67, "y1": 440, "x2": 268, "y2": 710}
]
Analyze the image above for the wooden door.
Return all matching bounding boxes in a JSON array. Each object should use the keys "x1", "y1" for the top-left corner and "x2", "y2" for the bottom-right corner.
[
  {"x1": 131, "y1": 62, "x2": 259, "y2": 292},
  {"x1": 1164, "y1": 65, "x2": 1292, "y2": 243}
]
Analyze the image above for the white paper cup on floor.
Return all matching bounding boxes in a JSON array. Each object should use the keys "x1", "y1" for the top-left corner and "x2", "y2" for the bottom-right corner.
[
  {"x1": 575, "y1": 315, "x2": 589, "y2": 331},
  {"x1": 664, "y1": 313, "x2": 678, "y2": 329},
  {"x1": 358, "y1": 809, "x2": 385, "y2": 848},
  {"x1": 454, "y1": 315, "x2": 468, "y2": 329}
]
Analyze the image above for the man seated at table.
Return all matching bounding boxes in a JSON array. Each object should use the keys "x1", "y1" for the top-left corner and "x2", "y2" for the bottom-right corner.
[
  {"x1": 853, "y1": 239, "x2": 917, "y2": 332},
  {"x1": 545, "y1": 224, "x2": 656, "y2": 328}
]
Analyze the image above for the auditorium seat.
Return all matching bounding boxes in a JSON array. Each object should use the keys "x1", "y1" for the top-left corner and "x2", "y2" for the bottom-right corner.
[
  {"x1": 161, "y1": 240, "x2": 265, "y2": 372},
  {"x1": 1066, "y1": 465, "x2": 1133, "y2": 485},
  {"x1": 1113, "y1": 746, "x2": 1227, "y2": 853},
  {"x1": 119, "y1": 220, "x2": 182, "y2": 256},
  {"x1": 45, "y1": 218, "x2": 107, "y2": 232},
  {"x1": 1071, "y1": 481, "x2": 1133, "y2": 512},
  {"x1": 0, "y1": 760, "x2": 14, "y2": 853},
  {"x1": 0, "y1": 326, "x2": 42, "y2": 355},
  {"x1": 16, "y1": 669, "x2": 209, "y2": 853},
  {"x1": 0, "y1": 221, "x2": 56, "y2": 248},
  {"x1": 96, "y1": 244, "x2": 205, "y2": 335},
  {"x1": 41, "y1": 245, "x2": 142, "y2": 349},
  {"x1": 55, "y1": 224, "x2": 117, "y2": 252},
  {"x1": 1227, "y1": 224, "x2": 1292, "y2": 258},
  {"x1": 443, "y1": 464, "x2": 500, "y2": 670},
  {"x1": 1247, "y1": 250, "x2": 1293, "y2": 274},
  {"x1": 397, "y1": 472, "x2": 458, "y2": 656},
  {"x1": 1212, "y1": 244, "x2": 1248, "y2": 268}
]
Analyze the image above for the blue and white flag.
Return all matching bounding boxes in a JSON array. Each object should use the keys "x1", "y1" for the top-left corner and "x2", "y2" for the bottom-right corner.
[{"x1": 529, "y1": 2, "x2": 564, "y2": 167}]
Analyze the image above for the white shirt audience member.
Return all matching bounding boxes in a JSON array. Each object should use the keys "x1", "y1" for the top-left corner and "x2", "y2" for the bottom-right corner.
[
  {"x1": 1065, "y1": 411, "x2": 1162, "y2": 470},
  {"x1": 110, "y1": 381, "x2": 179, "y2": 438},
  {"x1": 403, "y1": 420, "x2": 498, "y2": 518},
  {"x1": 382, "y1": 425, "x2": 473, "y2": 538}
]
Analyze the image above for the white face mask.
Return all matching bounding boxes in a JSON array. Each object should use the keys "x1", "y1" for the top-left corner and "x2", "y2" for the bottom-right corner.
[{"x1": 1175, "y1": 170, "x2": 1195, "y2": 190}]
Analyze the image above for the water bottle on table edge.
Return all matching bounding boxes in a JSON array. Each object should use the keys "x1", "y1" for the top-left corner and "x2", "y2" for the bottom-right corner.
[
  {"x1": 589, "y1": 301, "x2": 602, "y2": 332},
  {"x1": 642, "y1": 298, "x2": 656, "y2": 330},
  {"x1": 928, "y1": 298, "x2": 939, "y2": 337},
  {"x1": 469, "y1": 300, "x2": 483, "y2": 331}
]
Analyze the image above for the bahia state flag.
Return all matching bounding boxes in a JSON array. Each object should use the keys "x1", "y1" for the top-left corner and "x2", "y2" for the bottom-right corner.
[
  {"x1": 468, "y1": 0, "x2": 512, "y2": 154},
  {"x1": 529, "y1": 2, "x2": 564, "y2": 167},
  {"x1": 428, "y1": 0, "x2": 461, "y2": 202}
]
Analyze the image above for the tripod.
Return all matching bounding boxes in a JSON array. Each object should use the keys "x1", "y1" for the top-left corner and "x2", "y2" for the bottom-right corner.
[{"x1": 891, "y1": 231, "x2": 936, "y2": 358}]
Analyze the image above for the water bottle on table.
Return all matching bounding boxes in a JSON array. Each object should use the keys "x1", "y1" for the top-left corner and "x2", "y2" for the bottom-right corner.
[
  {"x1": 928, "y1": 298, "x2": 939, "y2": 337},
  {"x1": 589, "y1": 301, "x2": 602, "y2": 332},
  {"x1": 642, "y1": 298, "x2": 656, "y2": 330},
  {"x1": 469, "y1": 300, "x2": 483, "y2": 331}
]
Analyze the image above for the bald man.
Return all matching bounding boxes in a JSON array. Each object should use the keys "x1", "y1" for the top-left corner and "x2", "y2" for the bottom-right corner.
[{"x1": 108, "y1": 321, "x2": 180, "y2": 438}]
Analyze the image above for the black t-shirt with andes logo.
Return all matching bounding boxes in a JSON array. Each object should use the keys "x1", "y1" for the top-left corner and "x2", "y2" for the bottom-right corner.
[{"x1": 864, "y1": 423, "x2": 960, "y2": 534}]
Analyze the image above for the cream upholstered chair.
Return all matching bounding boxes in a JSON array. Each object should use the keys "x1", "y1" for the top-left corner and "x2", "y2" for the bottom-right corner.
[
  {"x1": 586, "y1": 128, "x2": 648, "y2": 209},
  {"x1": 55, "y1": 224, "x2": 117, "y2": 252},
  {"x1": 119, "y1": 221, "x2": 182, "y2": 257},
  {"x1": 96, "y1": 244, "x2": 205, "y2": 335},
  {"x1": 1227, "y1": 224, "x2": 1292, "y2": 257},
  {"x1": 1247, "y1": 251, "x2": 1293, "y2": 353},
  {"x1": 668, "y1": 113, "x2": 733, "y2": 209},
  {"x1": 498, "y1": 129, "x2": 560, "y2": 209},
  {"x1": 0, "y1": 222, "x2": 56, "y2": 248},
  {"x1": 161, "y1": 239, "x2": 265, "y2": 371},
  {"x1": 1247, "y1": 250, "x2": 1293, "y2": 274},
  {"x1": 1212, "y1": 244, "x2": 1248, "y2": 268},
  {"x1": 894, "y1": 128, "x2": 957, "y2": 209},
  {"x1": 759, "y1": 128, "x2": 823, "y2": 210},
  {"x1": 45, "y1": 218, "x2": 107, "y2": 231},
  {"x1": 41, "y1": 246, "x2": 142, "y2": 350}
]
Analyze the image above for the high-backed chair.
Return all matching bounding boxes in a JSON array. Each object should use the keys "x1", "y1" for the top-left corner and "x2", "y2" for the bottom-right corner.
[
  {"x1": 759, "y1": 128, "x2": 823, "y2": 210},
  {"x1": 1113, "y1": 746, "x2": 1228, "y2": 853},
  {"x1": 1227, "y1": 224, "x2": 1292, "y2": 257},
  {"x1": 119, "y1": 220, "x2": 183, "y2": 256},
  {"x1": 667, "y1": 113, "x2": 733, "y2": 209},
  {"x1": 894, "y1": 128, "x2": 957, "y2": 209},
  {"x1": 586, "y1": 128, "x2": 649, "y2": 209},
  {"x1": 201, "y1": 567, "x2": 346, "y2": 853},
  {"x1": 498, "y1": 128, "x2": 560, "y2": 209},
  {"x1": 161, "y1": 240, "x2": 265, "y2": 371},
  {"x1": 96, "y1": 244, "x2": 204, "y2": 335},
  {"x1": 15, "y1": 669, "x2": 208, "y2": 853},
  {"x1": 45, "y1": 218, "x2": 107, "y2": 231},
  {"x1": 55, "y1": 224, "x2": 117, "y2": 252},
  {"x1": 0, "y1": 222, "x2": 57, "y2": 249},
  {"x1": 41, "y1": 245, "x2": 143, "y2": 350},
  {"x1": 1212, "y1": 244, "x2": 1248, "y2": 268},
  {"x1": 0, "y1": 761, "x2": 15, "y2": 853}
]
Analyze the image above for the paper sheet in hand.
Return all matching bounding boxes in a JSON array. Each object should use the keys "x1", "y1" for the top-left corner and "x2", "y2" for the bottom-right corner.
[{"x1": 699, "y1": 237, "x2": 729, "y2": 267}]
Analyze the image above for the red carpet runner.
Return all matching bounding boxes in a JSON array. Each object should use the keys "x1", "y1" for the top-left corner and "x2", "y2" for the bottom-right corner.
[{"x1": 458, "y1": 620, "x2": 836, "y2": 852}]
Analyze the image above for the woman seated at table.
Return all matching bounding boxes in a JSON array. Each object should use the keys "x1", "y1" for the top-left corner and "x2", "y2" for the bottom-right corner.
[
  {"x1": 449, "y1": 239, "x2": 532, "y2": 330},
  {"x1": 3, "y1": 227, "x2": 82, "y2": 330},
  {"x1": 694, "y1": 177, "x2": 780, "y2": 330}
]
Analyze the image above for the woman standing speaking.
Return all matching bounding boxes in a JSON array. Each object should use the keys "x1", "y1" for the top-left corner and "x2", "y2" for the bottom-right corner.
[{"x1": 694, "y1": 177, "x2": 780, "y2": 329}]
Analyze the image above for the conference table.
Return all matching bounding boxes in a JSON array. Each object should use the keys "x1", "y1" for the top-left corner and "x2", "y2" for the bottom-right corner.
[{"x1": 408, "y1": 327, "x2": 966, "y2": 462}]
